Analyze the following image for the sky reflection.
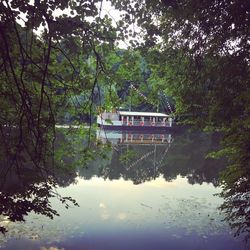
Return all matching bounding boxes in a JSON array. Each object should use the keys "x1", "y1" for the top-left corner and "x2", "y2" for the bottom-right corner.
[
  {"x1": 1, "y1": 175, "x2": 245, "y2": 249},
  {"x1": 0, "y1": 130, "x2": 247, "y2": 249}
]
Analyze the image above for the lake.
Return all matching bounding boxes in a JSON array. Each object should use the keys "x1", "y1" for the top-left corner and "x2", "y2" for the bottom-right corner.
[{"x1": 0, "y1": 129, "x2": 247, "y2": 249}]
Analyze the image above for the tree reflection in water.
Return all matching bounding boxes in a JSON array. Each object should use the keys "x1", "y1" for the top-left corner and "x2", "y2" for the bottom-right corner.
[
  {"x1": 0, "y1": 166, "x2": 78, "y2": 234},
  {"x1": 82, "y1": 129, "x2": 250, "y2": 244},
  {"x1": 0, "y1": 127, "x2": 99, "y2": 234},
  {"x1": 82, "y1": 129, "x2": 226, "y2": 186},
  {"x1": 0, "y1": 128, "x2": 249, "y2": 245}
]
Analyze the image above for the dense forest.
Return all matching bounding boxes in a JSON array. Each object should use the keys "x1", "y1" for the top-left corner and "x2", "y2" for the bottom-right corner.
[{"x1": 0, "y1": 0, "x2": 249, "y2": 242}]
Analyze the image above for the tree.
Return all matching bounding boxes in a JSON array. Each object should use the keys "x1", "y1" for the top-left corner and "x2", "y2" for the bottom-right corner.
[
  {"x1": 0, "y1": 0, "x2": 124, "y2": 233},
  {"x1": 1, "y1": 0, "x2": 249, "y2": 241},
  {"x1": 0, "y1": 0, "x2": 121, "y2": 168},
  {"x1": 110, "y1": 0, "x2": 250, "y2": 241}
]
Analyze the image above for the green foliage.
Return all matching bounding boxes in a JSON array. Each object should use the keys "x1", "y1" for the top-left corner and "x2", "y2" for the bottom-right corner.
[
  {"x1": 1, "y1": 0, "x2": 249, "y2": 241},
  {"x1": 0, "y1": 0, "x2": 128, "y2": 234},
  {"x1": 110, "y1": 0, "x2": 250, "y2": 240},
  {"x1": 0, "y1": 0, "x2": 125, "y2": 173}
]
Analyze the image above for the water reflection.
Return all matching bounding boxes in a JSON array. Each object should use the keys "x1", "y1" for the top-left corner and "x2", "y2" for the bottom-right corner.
[
  {"x1": 0, "y1": 127, "x2": 88, "y2": 235},
  {"x1": 81, "y1": 129, "x2": 225, "y2": 187},
  {"x1": 0, "y1": 151, "x2": 78, "y2": 235},
  {"x1": 96, "y1": 129, "x2": 173, "y2": 145},
  {"x1": 0, "y1": 128, "x2": 249, "y2": 249}
]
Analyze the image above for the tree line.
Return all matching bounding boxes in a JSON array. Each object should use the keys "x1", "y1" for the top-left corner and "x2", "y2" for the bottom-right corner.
[{"x1": 0, "y1": 0, "x2": 249, "y2": 241}]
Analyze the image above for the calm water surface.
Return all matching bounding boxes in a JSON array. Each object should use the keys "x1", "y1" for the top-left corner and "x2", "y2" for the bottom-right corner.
[{"x1": 0, "y1": 129, "x2": 247, "y2": 249}]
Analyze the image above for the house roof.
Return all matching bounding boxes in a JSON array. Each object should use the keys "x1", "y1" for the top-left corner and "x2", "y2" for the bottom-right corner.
[{"x1": 118, "y1": 111, "x2": 169, "y2": 117}]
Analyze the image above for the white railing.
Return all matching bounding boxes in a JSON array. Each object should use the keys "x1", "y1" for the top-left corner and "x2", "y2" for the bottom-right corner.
[
  {"x1": 121, "y1": 119, "x2": 172, "y2": 127},
  {"x1": 120, "y1": 133, "x2": 172, "y2": 144}
]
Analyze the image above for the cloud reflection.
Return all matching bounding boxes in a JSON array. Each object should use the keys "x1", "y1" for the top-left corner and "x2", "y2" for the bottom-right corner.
[
  {"x1": 99, "y1": 202, "x2": 107, "y2": 209},
  {"x1": 117, "y1": 212, "x2": 127, "y2": 220},
  {"x1": 100, "y1": 212, "x2": 110, "y2": 220}
]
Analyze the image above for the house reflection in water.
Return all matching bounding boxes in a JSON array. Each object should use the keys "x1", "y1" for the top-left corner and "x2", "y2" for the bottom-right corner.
[
  {"x1": 96, "y1": 129, "x2": 173, "y2": 145},
  {"x1": 94, "y1": 129, "x2": 174, "y2": 183}
]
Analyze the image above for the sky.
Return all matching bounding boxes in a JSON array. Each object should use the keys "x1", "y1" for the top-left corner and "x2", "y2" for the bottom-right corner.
[{"x1": 13, "y1": 0, "x2": 137, "y2": 49}]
